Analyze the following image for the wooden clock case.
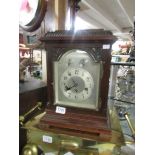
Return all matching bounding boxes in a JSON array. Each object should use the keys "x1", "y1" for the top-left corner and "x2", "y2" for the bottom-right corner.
[{"x1": 39, "y1": 29, "x2": 117, "y2": 141}]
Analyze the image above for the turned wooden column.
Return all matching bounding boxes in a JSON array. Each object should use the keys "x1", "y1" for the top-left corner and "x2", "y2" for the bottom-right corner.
[
  {"x1": 54, "y1": 0, "x2": 68, "y2": 30},
  {"x1": 54, "y1": 0, "x2": 81, "y2": 30}
]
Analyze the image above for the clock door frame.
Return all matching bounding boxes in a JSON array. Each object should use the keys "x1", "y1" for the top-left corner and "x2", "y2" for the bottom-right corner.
[{"x1": 46, "y1": 43, "x2": 111, "y2": 117}]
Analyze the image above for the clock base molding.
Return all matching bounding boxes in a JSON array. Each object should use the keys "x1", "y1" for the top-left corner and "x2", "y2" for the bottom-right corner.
[{"x1": 37, "y1": 109, "x2": 120, "y2": 143}]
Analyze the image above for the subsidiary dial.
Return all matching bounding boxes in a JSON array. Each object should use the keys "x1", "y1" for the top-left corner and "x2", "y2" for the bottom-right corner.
[{"x1": 60, "y1": 68, "x2": 94, "y2": 101}]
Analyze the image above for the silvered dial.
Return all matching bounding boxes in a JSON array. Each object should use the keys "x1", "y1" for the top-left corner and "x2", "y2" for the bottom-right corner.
[
  {"x1": 60, "y1": 68, "x2": 94, "y2": 101},
  {"x1": 54, "y1": 49, "x2": 101, "y2": 110}
]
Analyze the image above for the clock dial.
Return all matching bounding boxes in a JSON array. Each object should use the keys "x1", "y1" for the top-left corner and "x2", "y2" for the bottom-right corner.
[
  {"x1": 54, "y1": 49, "x2": 101, "y2": 110},
  {"x1": 60, "y1": 68, "x2": 94, "y2": 101}
]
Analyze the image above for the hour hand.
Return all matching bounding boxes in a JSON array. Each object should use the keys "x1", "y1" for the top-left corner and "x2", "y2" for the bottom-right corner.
[
  {"x1": 65, "y1": 83, "x2": 78, "y2": 91},
  {"x1": 65, "y1": 85, "x2": 71, "y2": 91}
]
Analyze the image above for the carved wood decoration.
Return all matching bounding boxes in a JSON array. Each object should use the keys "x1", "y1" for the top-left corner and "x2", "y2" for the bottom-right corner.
[{"x1": 38, "y1": 29, "x2": 117, "y2": 141}]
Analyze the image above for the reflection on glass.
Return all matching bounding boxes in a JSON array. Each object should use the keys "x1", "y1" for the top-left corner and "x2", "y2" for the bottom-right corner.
[{"x1": 109, "y1": 63, "x2": 135, "y2": 119}]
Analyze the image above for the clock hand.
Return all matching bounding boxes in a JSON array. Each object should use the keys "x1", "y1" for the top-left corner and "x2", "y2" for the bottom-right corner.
[{"x1": 65, "y1": 83, "x2": 78, "y2": 91}]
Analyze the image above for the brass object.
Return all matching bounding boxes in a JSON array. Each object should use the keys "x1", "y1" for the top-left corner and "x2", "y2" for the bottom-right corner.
[
  {"x1": 124, "y1": 112, "x2": 135, "y2": 139},
  {"x1": 22, "y1": 144, "x2": 38, "y2": 155},
  {"x1": 21, "y1": 105, "x2": 128, "y2": 154},
  {"x1": 26, "y1": 125, "x2": 83, "y2": 153},
  {"x1": 60, "y1": 140, "x2": 79, "y2": 150},
  {"x1": 58, "y1": 147, "x2": 99, "y2": 155},
  {"x1": 108, "y1": 104, "x2": 125, "y2": 145},
  {"x1": 125, "y1": 141, "x2": 135, "y2": 145},
  {"x1": 19, "y1": 102, "x2": 42, "y2": 126}
]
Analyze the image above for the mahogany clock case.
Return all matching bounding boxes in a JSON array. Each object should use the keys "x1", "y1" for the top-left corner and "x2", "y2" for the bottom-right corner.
[
  {"x1": 39, "y1": 29, "x2": 117, "y2": 141},
  {"x1": 41, "y1": 29, "x2": 116, "y2": 115}
]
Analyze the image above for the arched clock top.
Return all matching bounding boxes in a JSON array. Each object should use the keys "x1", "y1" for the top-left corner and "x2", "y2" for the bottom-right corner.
[{"x1": 46, "y1": 47, "x2": 107, "y2": 62}]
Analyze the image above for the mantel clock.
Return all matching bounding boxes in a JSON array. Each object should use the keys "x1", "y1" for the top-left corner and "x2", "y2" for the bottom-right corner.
[{"x1": 39, "y1": 29, "x2": 117, "y2": 141}]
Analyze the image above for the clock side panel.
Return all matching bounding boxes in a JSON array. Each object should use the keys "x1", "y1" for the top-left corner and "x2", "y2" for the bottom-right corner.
[
  {"x1": 46, "y1": 50, "x2": 55, "y2": 106},
  {"x1": 100, "y1": 48, "x2": 112, "y2": 114}
]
